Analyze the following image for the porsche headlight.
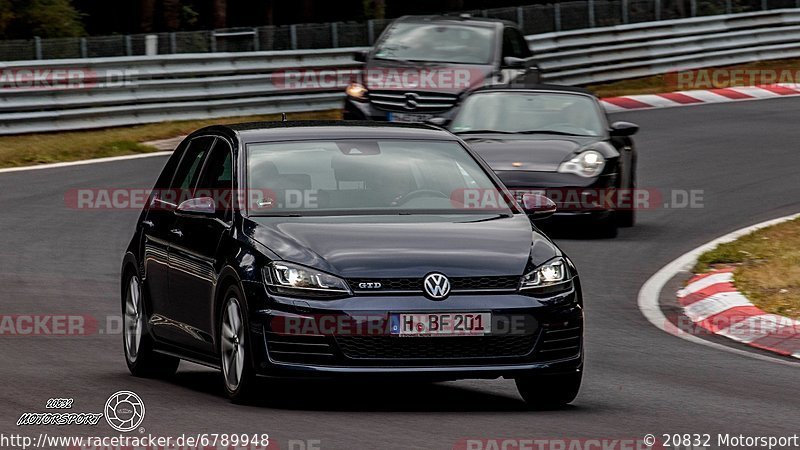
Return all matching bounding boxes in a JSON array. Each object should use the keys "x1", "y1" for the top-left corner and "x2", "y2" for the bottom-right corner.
[
  {"x1": 520, "y1": 258, "x2": 568, "y2": 290},
  {"x1": 558, "y1": 150, "x2": 605, "y2": 178},
  {"x1": 345, "y1": 82, "x2": 368, "y2": 100},
  {"x1": 263, "y1": 262, "x2": 351, "y2": 298}
]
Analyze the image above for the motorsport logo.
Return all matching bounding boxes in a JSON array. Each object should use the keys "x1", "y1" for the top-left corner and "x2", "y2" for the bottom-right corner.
[{"x1": 16, "y1": 391, "x2": 145, "y2": 432}]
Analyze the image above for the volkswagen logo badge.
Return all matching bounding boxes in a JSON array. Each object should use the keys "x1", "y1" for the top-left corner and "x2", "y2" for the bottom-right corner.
[
  {"x1": 404, "y1": 92, "x2": 420, "y2": 110},
  {"x1": 423, "y1": 273, "x2": 451, "y2": 300}
]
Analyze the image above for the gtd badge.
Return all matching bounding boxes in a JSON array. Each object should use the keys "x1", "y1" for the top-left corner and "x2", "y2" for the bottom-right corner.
[
  {"x1": 423, "y1": 273, "x2": 451, "y2": 300},
  {"x1": 358, "y1": 282, "x2": 382, "y2": 289}
]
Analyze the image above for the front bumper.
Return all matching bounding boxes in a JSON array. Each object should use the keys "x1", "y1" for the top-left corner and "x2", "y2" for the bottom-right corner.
[
  {"x1": 241, "y1": 281, "x2": 583, "y2": 380},
  {"x1": 497, "y1": 170, "x2": 618, "y2": 219}
]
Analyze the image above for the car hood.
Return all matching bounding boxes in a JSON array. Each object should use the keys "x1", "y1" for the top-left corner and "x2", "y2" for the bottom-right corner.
[
  {"x1": 461, "y1": 134, "x2": 604, "y2": 172},
  {"x1": 364, "y1": 59, "x2": 494, "y2": 94},
  {"x1": 246, "y1": 214, "x2": 558, "y2": 278}
]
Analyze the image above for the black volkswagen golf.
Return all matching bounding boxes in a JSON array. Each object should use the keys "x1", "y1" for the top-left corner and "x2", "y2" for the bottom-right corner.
[{"x1": 121, "y1": 121, "x2": 583, "y2": 407}]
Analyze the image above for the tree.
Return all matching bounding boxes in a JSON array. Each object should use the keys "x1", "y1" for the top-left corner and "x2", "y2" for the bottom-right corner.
[
  {"x1": 212, "y1": 0, "x2": 226, "y2": 29},
  {"x1": 0, "y1": 0, "x2": 84, "y2": 39}
]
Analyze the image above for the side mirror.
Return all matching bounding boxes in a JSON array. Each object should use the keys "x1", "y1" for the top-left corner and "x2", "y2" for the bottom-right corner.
[
  {"x1": 353, "y1": 50, "x2": 368, "y2": 63},
  {"x1": 610, "y1": 121, "x2": 639, "y2": 137},
  {"x1": 521, "y1": 193, "x2": 557, "y2": 220},
  {"x1": 502, "y1": 56, "x2": 527, "y2": 69},
  {"x1": 425, "y1": 117, "x2": 450, "y2": 127},
  {"x1": 176, "y1": 197, "x2": 216, "y2": 216}
]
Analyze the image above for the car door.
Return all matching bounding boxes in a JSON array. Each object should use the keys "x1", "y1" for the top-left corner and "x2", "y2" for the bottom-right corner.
[
  {"x1": 147, "y1": 135, "x2": 216, "y2": 345},
  {"x1": 167, "y1": 136, "x2": 234, "y2": 353}
]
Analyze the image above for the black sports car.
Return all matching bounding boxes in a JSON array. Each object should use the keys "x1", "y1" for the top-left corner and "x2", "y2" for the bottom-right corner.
[
  {"x1": 440, "y1": 85, "x2": 639, "y2": 238},
  {"x1": 121, "y1": 121, "x2": 583, "y2": 407}
]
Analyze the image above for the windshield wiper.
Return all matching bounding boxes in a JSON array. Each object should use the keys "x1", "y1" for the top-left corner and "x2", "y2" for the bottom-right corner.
[
  {"x1": 516, "y1": 130, "x2": 586, "y2": 136},
  {"x1": 453, "y1": 129, "x2": 519, "y2": 135}
]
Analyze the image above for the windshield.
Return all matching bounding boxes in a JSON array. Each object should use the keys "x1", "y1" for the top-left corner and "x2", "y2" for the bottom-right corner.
[
  {"x1": 247, "y1": 139, "x2": 512, "y2": 216},
  {"x1": 373, "y1": 22, "x2": 495, "y2": 65},
  {"x1": 450, "y1": 92, "x2": 606, "y2": 136}
]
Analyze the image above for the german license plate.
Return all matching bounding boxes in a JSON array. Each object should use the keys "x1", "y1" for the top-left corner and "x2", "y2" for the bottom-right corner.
[
  {"x1": 387, "y1": 112, "x2": 433, "y2": 123},
  {"x1": 390, "y1": 312, "x2": 491, "y2": 336}
]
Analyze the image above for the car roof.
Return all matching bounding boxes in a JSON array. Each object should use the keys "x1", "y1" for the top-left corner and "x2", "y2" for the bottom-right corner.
[
  {"x1": 393, "y1": 14, "x2": 513, "y2": 28},
  {"x1": 471, "y1": 84, "x2": 597, "y2": 97},
  {"x1": 199, "y1": 120, "x2": 457, "y2": 143}
]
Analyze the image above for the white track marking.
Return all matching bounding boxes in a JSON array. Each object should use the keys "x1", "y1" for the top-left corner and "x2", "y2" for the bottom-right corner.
[
  {"x1": 637, "y1": 213, "x2": 800, "y2": 367},
  {"x1": 0, "y1": 151, "x2": 172, "y2": 175}
]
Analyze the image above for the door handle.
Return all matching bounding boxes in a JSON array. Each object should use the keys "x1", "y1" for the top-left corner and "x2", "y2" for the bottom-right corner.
[
  {"x1": 169, "y1": 229, "x2": 183, "y2": 238},
  {"x1": 141, "y1": 220, "x2": 154, "y2": 228}
]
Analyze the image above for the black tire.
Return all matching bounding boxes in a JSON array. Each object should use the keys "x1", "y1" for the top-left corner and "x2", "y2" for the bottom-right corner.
[
  {"x1": 219, "y1": 285, "x2": 259, "y2": 404},
  {"x1": 594, "y1": 214, "x2": 618, "y2": 238},
  {"x1": 122, "y1": 271, "x2": 179, "y2": 378},
  {"x1": 515, "y1": 371, "x2": 582, "y2": 409},
  {"x1": 616, "y1": 208, "x2": 636, "y2": 228},
  {"x1": 616, "y1": 177, "x2": 637, "y2": 228}
]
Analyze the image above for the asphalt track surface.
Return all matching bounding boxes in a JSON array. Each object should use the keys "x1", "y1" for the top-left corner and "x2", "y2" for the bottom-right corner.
[{"x1": 1, "y1": 98, "x2": 799, "y2": 449}]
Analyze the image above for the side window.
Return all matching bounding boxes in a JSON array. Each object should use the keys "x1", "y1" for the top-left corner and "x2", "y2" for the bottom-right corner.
[
  {"x1": 195, "y1": 138, "x2": 234, "y2": 219},
  {"x1": 171, "y1": 136, "x2": 216, "y2": 192},
  {"x1": 502, "y1": 27, "x2": 530, "y2": 58}
]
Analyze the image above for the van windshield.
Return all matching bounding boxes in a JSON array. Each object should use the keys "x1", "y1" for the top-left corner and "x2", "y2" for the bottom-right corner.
[{"x1": 374, "y1": 23, "x2": 495, "y2": 65}]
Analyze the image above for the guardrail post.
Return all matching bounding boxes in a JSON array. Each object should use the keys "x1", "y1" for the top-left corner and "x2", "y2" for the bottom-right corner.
[
  {"x1": 210, "y1": 32, "x2": 217, "y2": 52},
  {"x1": 253, "y1": 28, "x2": 260, "y2": 51},
  {"x1": 80, "y1": 37, "x2": 88, "y2": 58},
  {"x1": 554, "y1": 3, "x2": 562, "y2": 31},
  {"x1": 726, "y1": 0, "x2": 733, "y2": 14},
  {"x1": 655, "y1": 0, "x2": 661, "y2": 21},
  {"x1": 517, "y1": 7, "x2": 525, "y2": 32},
  {"x1": 588, "y1": 0, "x2": 596, "y2": 27},
  {"x1": 145, "y1": 34, "x2": 158, "y2": 56},
  {"x1": 125, "y1": 35, "x2": 133, "y2": 56},
  {"x1": 622, "y1": 0, "x2": 629, "y2": 24},
  {"x1": 34, "y1": 36, "x2": 42, "y2": 60},
  {"x1": 169, "y1": 32, "x2": 177, "y2": 54},
  {"x1": 290, "y1": 25, "x2": 298, "y2": 50},
  {"x1": 690, "y1": 0, "x2": 697, "y2": 16},
  {"x1": 762, "y1": 0, "x2": 768, "y2": 9},
  {"x1": 331, "y1": 22, "x2": 339, "y2": 48},
  {"x1": 367, "y1": 20, "x2": 375, "y2": 45}
]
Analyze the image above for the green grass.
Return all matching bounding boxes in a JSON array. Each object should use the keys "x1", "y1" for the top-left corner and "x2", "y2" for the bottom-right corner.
[
  {"x1": 0, "y1": 110, "x2": 341, "y2": 169},
  {"x1": 694, "y1": 217, "x2": 800, "y2": 319}
]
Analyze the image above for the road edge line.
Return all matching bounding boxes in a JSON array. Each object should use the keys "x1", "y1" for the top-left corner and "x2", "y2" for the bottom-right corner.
[
  {"x1": 0, "y1": 151, "x2": 172, "y2": 175},
  {"x1": 637, "y1": 212, "x2": 800, "y2": 367}
]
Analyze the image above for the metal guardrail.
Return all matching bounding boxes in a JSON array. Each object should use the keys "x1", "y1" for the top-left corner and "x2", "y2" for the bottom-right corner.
[{"x1": 3, "y1": 9, "x2": 800, "y2": 135}]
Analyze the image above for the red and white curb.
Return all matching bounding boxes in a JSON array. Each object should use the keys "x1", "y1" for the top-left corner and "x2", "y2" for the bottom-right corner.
[
  {"x1": 601, "y1": 84, "x2": 800, "y2": 111},
  {"x1": 677, "y1": 268, "x2": 800, "y2": 359}
]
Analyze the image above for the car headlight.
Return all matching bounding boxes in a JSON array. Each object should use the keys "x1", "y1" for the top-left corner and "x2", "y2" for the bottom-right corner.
[
  {"x1": 263, "y1": 262, "x2": 351, "y2": 298},
  {"x1": 345, "y1": 82, "x2": 368, "y2": 100},
  {"x1": 558, "y1": 150, "x2": 605, "y2": 178},
  {"x1": 520, "y1": 257, "x2": 568, "y2": 290}
]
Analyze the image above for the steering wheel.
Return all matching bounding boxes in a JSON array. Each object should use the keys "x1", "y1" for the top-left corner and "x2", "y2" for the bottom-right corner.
[{"x1": 391, "y1": 189, "x2": 449, "y2": 206}]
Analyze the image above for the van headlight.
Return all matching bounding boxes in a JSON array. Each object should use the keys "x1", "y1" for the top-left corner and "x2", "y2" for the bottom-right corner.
[
  {"x1": 558, "y1": 150, "x2": 605, "y2": 178},
  {"x1": 263, "y1": 262, "x2": 351, "y2": 298},
  {"x1": 345, "y1": 82, "x2": 368, "y2": 100}
]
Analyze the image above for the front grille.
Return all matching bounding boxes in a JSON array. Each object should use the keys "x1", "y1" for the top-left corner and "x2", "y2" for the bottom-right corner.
[
  {"x1": 348, "y1": 276, "x2": 520, "y2": 294},
  {"x1": 265, "y1": 332, "x2": 336, "y2": 365},
  {"x1": 533, "y1": 322, "x2": 582, "y2": 361},
  {"x1": 336, "y1": 334, "x2": 537, "y2": 360},
  {"x1": 369, "y1": 90, "x2": 458, "y2": 113}
]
